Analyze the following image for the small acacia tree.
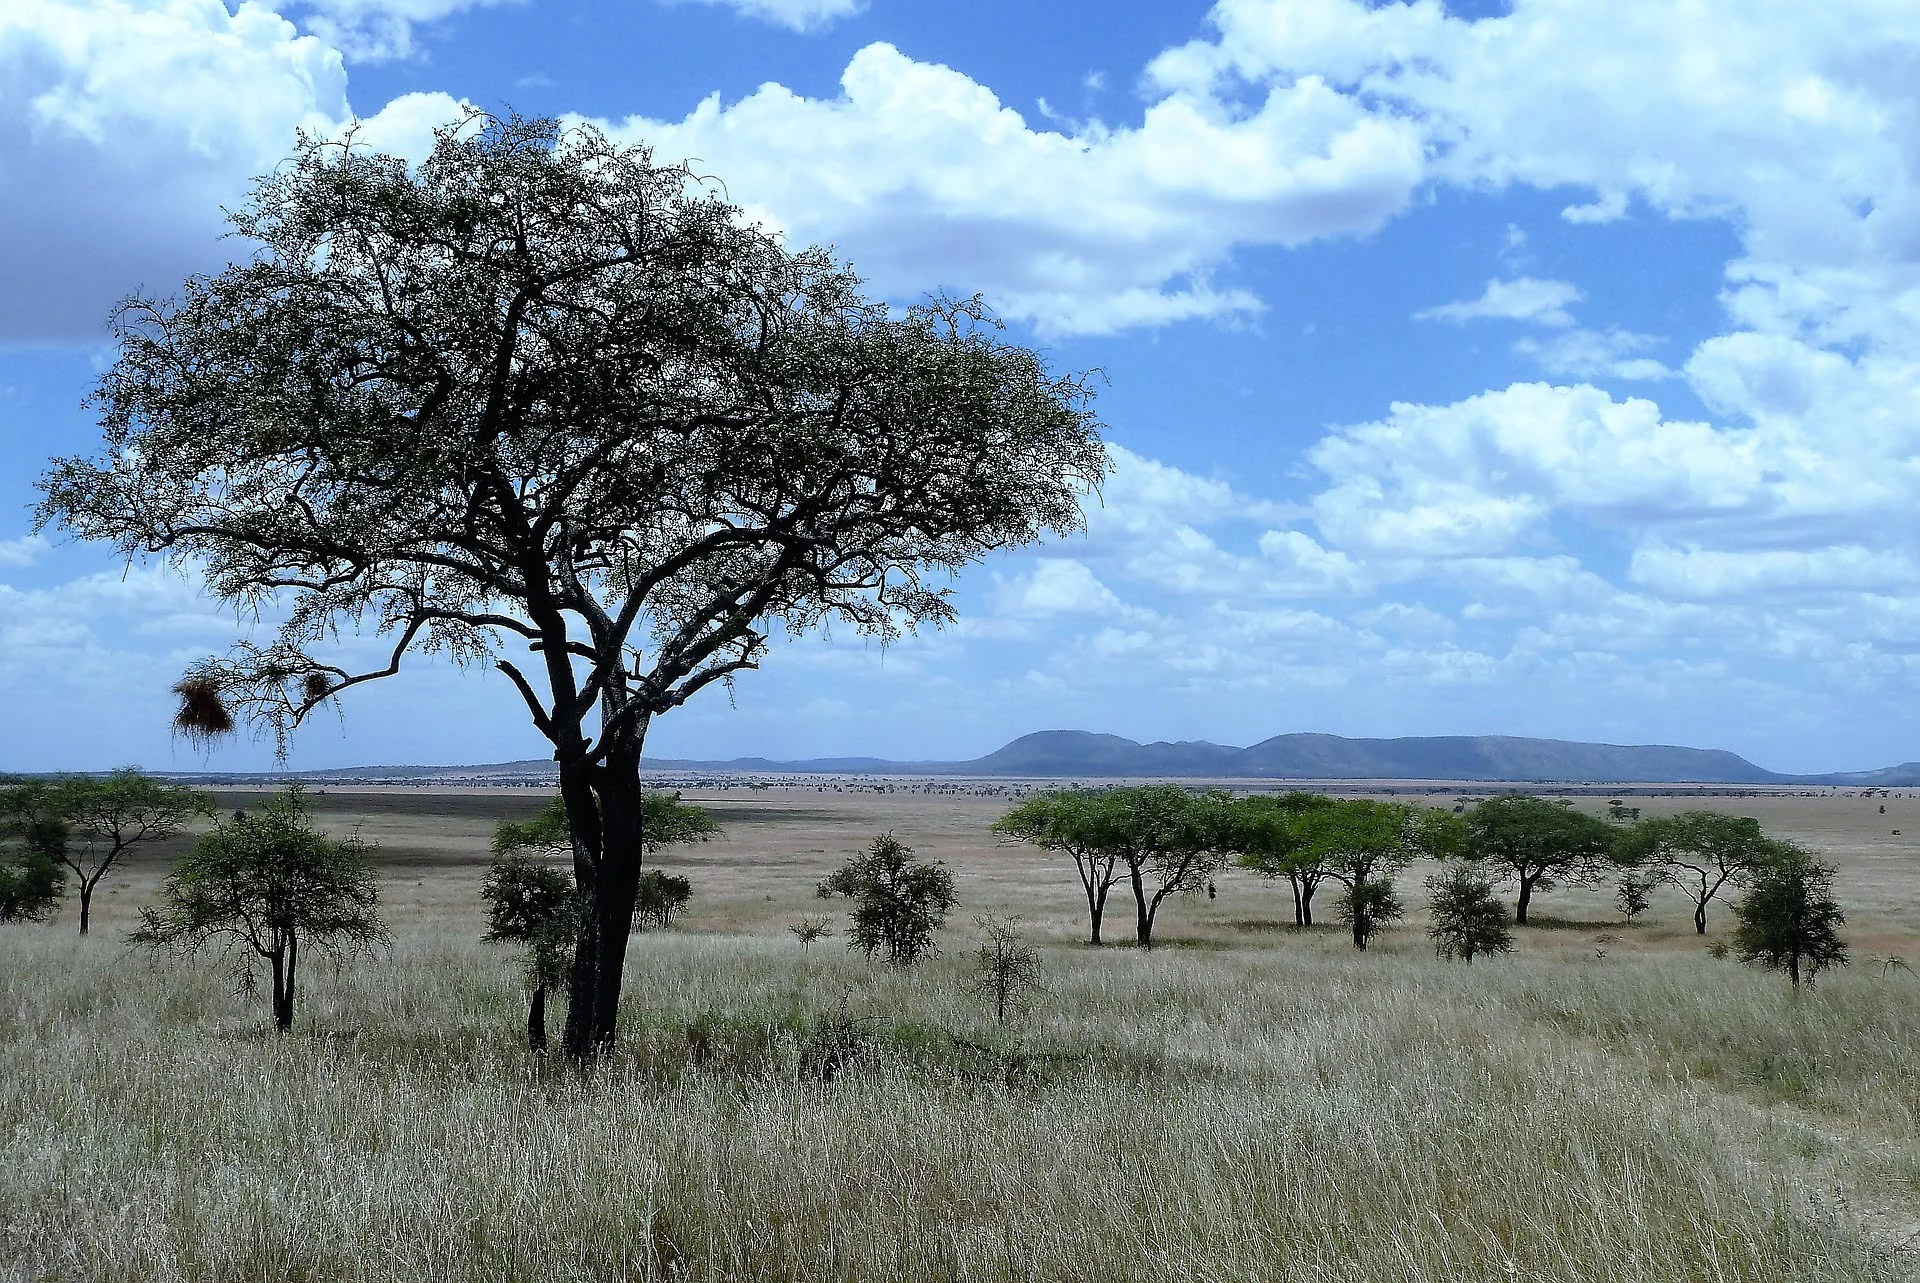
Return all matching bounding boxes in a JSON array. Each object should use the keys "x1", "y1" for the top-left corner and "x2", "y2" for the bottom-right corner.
[
  {"x1": 39, "y1": 111, "x2": 1105, "y2": 1062},
  {"x1": 52, "y1": 771, "x2": 211, "y2": 935},
  {"x1": 1229, "y1": 791, "x2": 1339, "y2": 927},
  {"x1": 1623, "y1": 811, "x2": 1771, "y2": 935},
  {"x1": 1615, "y1": 872, "x2": 1655, "y2": 924},
  {"x1": 819, "y1": 833, "x2": 957, "y2": 964},
  {"x1": 132, "y1": 787, "x2": 385, "y2": 1031},
  {"x1": 993, "y1": 790, "x2": 1125, "y2": 945},
  {"x1": 1425, "y1": 865, "x2": 1514, "y2": 963},
  {"x1": 1462, "y1": 795, "x2": 1617, "y2": 924},
  {"x1": 0, "y1": 781, "x2": 68, "y2": 924},
  {"x1": 967, "y1": 915, "x2": 1043, "y2": 1024},
  {"x1": 481, "y1": 852, "x2": 575, "y2": 1052},
  {"x1": 1733, "y1": 842, "x2": 1848, "y2": 988}
]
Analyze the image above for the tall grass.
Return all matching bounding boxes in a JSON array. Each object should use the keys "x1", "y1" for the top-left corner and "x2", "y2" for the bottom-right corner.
[{"x1": 0, "y1": 926, "x2": 1910, "y2": 1281}]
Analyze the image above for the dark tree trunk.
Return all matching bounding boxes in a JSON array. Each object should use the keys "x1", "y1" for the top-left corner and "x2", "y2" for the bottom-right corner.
[
  {"x1": 560, "y1": 722, "x2": 649, "y2": 1063},
  {"x1": 1352, "y1": 913, "x2": 1367, "y2": 950},
  {"x1": 528, "y1": 984, "x2": 548, "y2": 1053},
  {"x1": 1515, "y1": 876, "x2": 1534, "y2": 925},
  {"x1": 1129, "y1": 860, "x2": 1153, "y2": 950},
  {"x1": 269, "y1": 940, "x2": 297, "y2": 1032},
  {"x1": 1694, "y1": 900, "x2": 1709, "y2": 935},
  {"x1": 78, "y1": 882, "x2": 94, "y2": 935},
  {"x1": 1788, "y1": 953, "x2": 1802, "y2": 988},
  {"x1": 1288, "y1": 875, "x2": 1303, "y2": 928},
  {"x1": 1301, "y1": 880, "x2": 1316, "y2": 927},
  {"x1": 1088, "y1": 891, "x2": 1106, "y2": 946}
]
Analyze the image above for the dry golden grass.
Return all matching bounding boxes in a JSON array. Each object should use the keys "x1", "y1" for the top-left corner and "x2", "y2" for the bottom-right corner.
[{"x1": 5, "y1": 782, "x2": 1919, "y2": 1281}]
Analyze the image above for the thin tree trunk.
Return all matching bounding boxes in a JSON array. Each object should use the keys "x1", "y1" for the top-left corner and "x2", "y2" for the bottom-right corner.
[
  {"x1": 1129, "y1": 860, "x2": 1153, "y2": 950},
  {"x1": 1516, "y1": 876, "x2": 1533, "y2": 925},
  {"x1": 1088, "y1": 892, "x2": 1105, "y2": 946},
  {"x1": 1301, "y1": 879, "x2": 1316, "y2": 927},
  {"x1": 78, "y1": 882, "x2": 93, "y2": 935},
  {"x1": 1288, "y1": 875, "x2": 1303, "y2": 927},
  {"x1": 528, "y1": 984, "x2": 548, "y2": 1053},
  {"x1": 1694, "y1": 899, "x2": 1709, "y2": 934}
]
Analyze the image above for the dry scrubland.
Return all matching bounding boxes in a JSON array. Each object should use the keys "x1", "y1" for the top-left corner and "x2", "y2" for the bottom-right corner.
[{"x1": 5, "y1": 783, "x2": 1920, "y2": 1281}]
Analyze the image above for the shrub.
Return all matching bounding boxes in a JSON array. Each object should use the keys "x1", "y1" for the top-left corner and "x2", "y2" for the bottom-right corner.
[
  {"x1": 1733, "y1": 842, "x2": 1848, "y2": 987},
  {"x1": 819, "y1": 833, "x2": 957, "y2": 964},
  {"x1": 967, "y1": 915, "x2": 1044, "y2": 1023},
  {"x1": 635, "y1": 870, "x2": 693, "y2": 930},
  {"x1": 1336, "y1": 876, "x2": 1404, "y2": 951},
  {"x1": 481, "y1": 852, "x2": 576, "y2": 1052},
  {"x1": 1425, "y1": 866, "x2": 1513, "y2": 963}
]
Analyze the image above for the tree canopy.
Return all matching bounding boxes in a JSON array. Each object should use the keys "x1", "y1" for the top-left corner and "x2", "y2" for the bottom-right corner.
[
  {"x1": 37, "y1": 111, "x2": 1103, "y2": 1061},
  {"x1": 1619, "y1": 811, "x2": 1771, "y2": 934},
  {"x1": 1460, "y1": 796, "x2": 1617, "y2": 924},
  {"x1": 1226, "y1": 791, "x2": 1342, "y2": 927}
]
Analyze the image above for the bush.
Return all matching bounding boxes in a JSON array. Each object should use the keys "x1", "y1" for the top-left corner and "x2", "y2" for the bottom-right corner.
[
  {"x1": 0, "y1": 844, "x2": 65, "y2": 924},
  {"x1": 1425, "y1": 866, "x2": 1513, "y2": 963},
  {"x1": 635, "y1": 870, "x2": 693, "y2": 930},
  {"x1": 819, "y1": 833, "x2": 957, "y2": 964},
  {"x1": 967, "y1": 915, "x2": 1044, "y2": 1023},
  {"x1": 480, "y1": 852, "x2": 576, "y2": 1052},
  {"x1": 1336, "y1": 876, "x2": 1404, "y2": 951},
  {"x1": 1733, "y1": 842, "x2": 1848, "y2": 987},
  {"x1": 1615, "y1": 873, "x2": 1655, "y2": 924}
]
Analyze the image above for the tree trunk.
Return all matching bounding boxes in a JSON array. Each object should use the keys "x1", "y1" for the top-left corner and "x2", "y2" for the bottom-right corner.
[
  {"x1": 1288, "y1": 875, "x2": 1303, "y2": 928},
  {"x1": 560, "y1": 722, "x2": 649, "y2": 1063},
  {"x1": 1693, "y1": 899, "x2": 1709, "y2": 935},
  {"x1": 1088, "y1": 894, "x2": 1105, "y2": 946},
  {"x1": 1351, "y1": 912, "x2": 1367, "y2": 951},
  {"x1": 528, "y1": 984, "x2": 548, "y2": 1053},
  {"x1": 1301, "y1": 880, "x2": 1316, "y2": 927},
  {"x1": 1129, "y1": 860, "x2": 1153, "y2": 950},
  {"x1": 1788, "y1": 953, "x2": 1802, "y2": 988},
  {"x1": 1515, "y1": 876, "x2": 1533, "y2": 925},
  {"x1": 78, "y1": 881, "x2": 93, "y2": 936},
  {"x1": 269, "y1": 944, "x2": 295, "y2": 1032}
]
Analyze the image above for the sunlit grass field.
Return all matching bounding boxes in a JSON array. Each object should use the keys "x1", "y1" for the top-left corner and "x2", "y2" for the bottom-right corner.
[{"x1": 4, "y1": 784, "x2": 1919, "y2": 1281}]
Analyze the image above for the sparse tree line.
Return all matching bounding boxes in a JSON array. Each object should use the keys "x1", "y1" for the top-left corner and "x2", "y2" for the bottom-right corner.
[
  {"x1": 994, "y1": 786, "x2": 1851, "y2": 985},
  {"x1": 0, "y1": 771, "x2": 1857, "y2": 1061}
]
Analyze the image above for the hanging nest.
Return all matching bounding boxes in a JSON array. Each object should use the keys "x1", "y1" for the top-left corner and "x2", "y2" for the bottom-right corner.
[
  {"x1": 171, "y1": 673, "x2": 235, "y2": 747},
  {"x1": 301, "y1": 672, "x2": 333, "y2": 705}
]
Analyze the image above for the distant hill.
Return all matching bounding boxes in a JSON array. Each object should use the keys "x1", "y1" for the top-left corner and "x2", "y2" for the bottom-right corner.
[{"x1": 196, "y1": 728, "x2": 1918, "y2": 785}]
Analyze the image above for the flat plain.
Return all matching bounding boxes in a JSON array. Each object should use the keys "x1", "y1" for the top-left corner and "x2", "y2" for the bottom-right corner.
[{"x1": 4, "y1": 780, "x2": 1919, "y2": 1281}]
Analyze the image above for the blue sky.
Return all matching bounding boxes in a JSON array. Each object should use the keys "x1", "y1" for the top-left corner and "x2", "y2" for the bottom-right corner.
[{"x1": 4, "y1": 0, "x2": 1920, "y2": 774}]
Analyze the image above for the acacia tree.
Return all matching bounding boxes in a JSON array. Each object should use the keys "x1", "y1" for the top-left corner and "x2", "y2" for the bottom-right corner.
[
  {"x1": 1301, "y1": 799, "x2": 1457, "y2": 950},
  {"x1": 38, "y1": 113, "x2": 1103, "y2": 1062},
  {"x1": 1228, "y1": 791, "x2": 1339, "y2": 927},
  {"x1": 1109, "y1": 785, "x2": 1225, "y2": 951},
  {"x1": 132, "y1": 787, "x2": 385, "y2": 1032},
  {"x1": 1733, "y1": 842, "x2": 1848, "y2": 988},
  {"x1": 52, "y1": 771, "x2": 211, "y2": 935},
  {"x1": 992, "y1": 790, "x2": 1126, "y2": 945},
  {"x1": 1462, "y1": 795, "x2": 1617, "y2": 925},
  {"x1": 1623, "y1": 811, "x2": 1770, "y2": 935}
]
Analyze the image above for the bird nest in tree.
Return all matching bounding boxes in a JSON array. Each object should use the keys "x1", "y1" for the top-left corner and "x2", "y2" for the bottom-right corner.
[{"x1": 171, "y1": 674, "x2": 234, "y2": 747}]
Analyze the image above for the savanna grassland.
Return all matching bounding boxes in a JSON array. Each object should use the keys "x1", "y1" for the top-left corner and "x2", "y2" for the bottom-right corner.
[{"x1": 4, "y1": 782, "x2": 1920, "y2": 1282}]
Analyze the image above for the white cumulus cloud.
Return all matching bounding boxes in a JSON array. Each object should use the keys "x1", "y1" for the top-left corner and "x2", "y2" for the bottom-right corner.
[{"x1": 592, "y1": 41, "x2": 1424, "y2": 334}]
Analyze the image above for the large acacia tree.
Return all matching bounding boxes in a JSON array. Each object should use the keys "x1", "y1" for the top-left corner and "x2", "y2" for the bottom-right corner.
[{"x1": 37, "y1": 113, "x2": 1105, "y2": 1061}]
